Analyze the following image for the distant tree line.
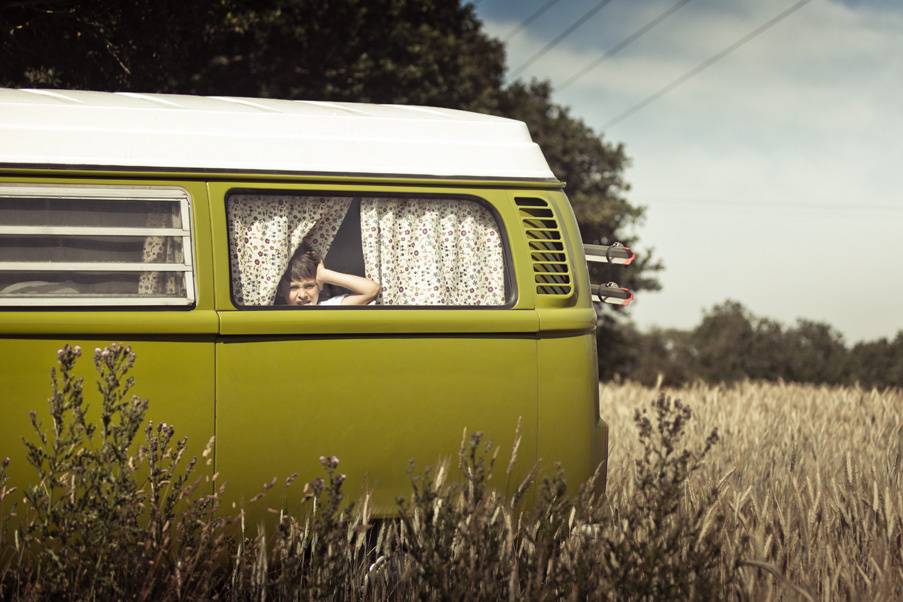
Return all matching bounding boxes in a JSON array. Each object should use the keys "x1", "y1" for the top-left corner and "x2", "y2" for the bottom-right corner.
[{"x1": 599, "y1": 300, "x2": 903, "y2": 389}]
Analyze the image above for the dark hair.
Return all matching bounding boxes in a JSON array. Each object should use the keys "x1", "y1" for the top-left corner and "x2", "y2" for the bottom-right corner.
[{"x1": 274, "y1": 243, "x2": 321, "y2": 304}]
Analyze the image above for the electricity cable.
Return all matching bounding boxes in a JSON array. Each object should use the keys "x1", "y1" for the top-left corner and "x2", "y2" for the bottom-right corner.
[
  {"x1": 504, "y1": 0, "x2": 563, "y2": 42},
  {"x1": 645, "y1": 197, "x2": 903, "y2": 212},
  {"x1": 510, "y1": 0, "x2": 615, "y2": 78},
  {"x1": 602, "y1": 0, "x2": 815, "y2": 129},
  {"x1": 558, "y1": 0, "x2": 693, "y2": 91}
]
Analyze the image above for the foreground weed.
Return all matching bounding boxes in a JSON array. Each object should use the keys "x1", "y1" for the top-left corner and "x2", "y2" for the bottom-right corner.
[
  {"x1": 233, "y1": 455, "x2": 374, "y2": 602},
  {"x1": 589, "y1": 395, "x2": 732, "y2": 600},
  {"x1": 384, "y1": 396, "x2": 734, "y2": 601},
  {"x1": 0, "y1": 456, "x2": 14, "y2": 600},
  {"x1": 6, "y1": 344, "x2": 225, "y2": 600}
]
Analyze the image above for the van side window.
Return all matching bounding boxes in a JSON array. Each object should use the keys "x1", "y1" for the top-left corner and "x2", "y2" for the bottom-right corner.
[
  {"x1": 0, "y1": 185, "x2": 195, "y2": 306},
  {"x1": 227, "y1": 193, "x2": 508, "y2": 307}
]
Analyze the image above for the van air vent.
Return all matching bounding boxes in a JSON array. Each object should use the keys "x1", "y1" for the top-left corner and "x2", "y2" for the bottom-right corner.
[{"x1": 515, "y1": 197, "x2": 572, "y2": 296}]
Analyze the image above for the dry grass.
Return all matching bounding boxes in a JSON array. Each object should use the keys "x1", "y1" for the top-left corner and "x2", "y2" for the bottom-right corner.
[
  {"x1": 601, "y1": 380, "x2": 903, "y2": 601},
  {"x1": 1, "y1": 346, "x2": 901, "y2": 600}
]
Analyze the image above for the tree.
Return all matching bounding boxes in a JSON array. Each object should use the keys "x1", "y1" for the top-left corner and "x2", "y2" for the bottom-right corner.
[
  {"x1": 1, "y1": 1, "x2": 506, "y2": 110},
  {"x1": 690, "y1": 300, "x2": 759, "y2": 383},
  {"x1": 0, "y1": 0, "x2": 230, "y2": 92},
  {"x1": 202, "y1": 0, "x2": 506, "y2": 111},
  {"x1": 613, "y1": 300, "x2": 903, "y2": 388},
  {"x1": 783, "y1": 319, "x2": 847, "y2": 384},
  {"x1": 497, "y1": 80, "x2": 661, "y2": 294},
  {"x1": 616, "y1": 324, "x2": 695, "y2": 387},
  {"x1": 848, "y1": 332, "x2": 903, "y2": 389}
]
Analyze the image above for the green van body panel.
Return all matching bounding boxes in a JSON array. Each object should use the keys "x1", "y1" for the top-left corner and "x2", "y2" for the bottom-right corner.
[
  {"x1": 216, "y1": 336, "x2": 539, "y2": 514},
  {"x1": 0, "y1": 169, "x2": 606, "y2": 515}
]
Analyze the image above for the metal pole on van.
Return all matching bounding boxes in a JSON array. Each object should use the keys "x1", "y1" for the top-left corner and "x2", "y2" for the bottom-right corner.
[
  {"x1": 583, "y1": 242, "x2": 635, "y2": 265},
  {"x1": 591, "y1": 283, "x2": 634, "y2": 306},
  {"x1": 584, "y1": 242, "x2": 635, "y2": 310}
]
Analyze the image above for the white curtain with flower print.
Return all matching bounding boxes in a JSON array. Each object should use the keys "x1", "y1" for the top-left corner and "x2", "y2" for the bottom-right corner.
[
  {"x1": 139, "y1": 206, "x2": 184, "y2": 296},
  {"x1": 228, "y1": 195, "x2": 352, "y2": 306},
  {"x1": 138, "y1": 235, "x2": 183, "y2": 296},
  {"x1": 360, "y1": 199, "x2": 506, "y2": 305}
]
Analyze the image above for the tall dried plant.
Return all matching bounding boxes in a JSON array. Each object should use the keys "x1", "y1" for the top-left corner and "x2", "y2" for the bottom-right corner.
[{"x1": 6, "y1": 344, "x2": 226, "y2": 600}]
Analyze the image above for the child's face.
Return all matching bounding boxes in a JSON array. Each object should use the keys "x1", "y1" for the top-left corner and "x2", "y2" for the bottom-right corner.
[{"x1": 287, "y1": 278, "x2": 321, "y2": 306}]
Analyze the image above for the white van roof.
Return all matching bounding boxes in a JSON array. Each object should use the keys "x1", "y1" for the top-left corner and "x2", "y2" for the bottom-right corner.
[{"x1": 0, "y1": 88, "x2": 556, "y2": 181}]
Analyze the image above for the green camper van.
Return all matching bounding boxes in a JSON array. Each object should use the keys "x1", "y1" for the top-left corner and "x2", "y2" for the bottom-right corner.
[{"x1": 0, "y1": 89, "x2": 630, "y2": 513}]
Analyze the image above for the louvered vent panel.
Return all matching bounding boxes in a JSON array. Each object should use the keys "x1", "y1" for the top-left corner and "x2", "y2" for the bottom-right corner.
[{"x1": 515, "y1": 197, "x2": 572, "y2": 296}]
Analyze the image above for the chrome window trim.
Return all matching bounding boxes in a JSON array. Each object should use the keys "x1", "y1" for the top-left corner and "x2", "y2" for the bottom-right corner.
[{"x1": 0, "y1": 184, "x2": 196, "y2": 307}]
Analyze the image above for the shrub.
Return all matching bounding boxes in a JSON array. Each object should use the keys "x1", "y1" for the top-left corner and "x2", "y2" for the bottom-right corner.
[
  {"x1": 4, "y1": 344, "x2": 226, "y2": 600},
  {"x1": 588, "y1": 395, "x2": 730, "y2": 599}
]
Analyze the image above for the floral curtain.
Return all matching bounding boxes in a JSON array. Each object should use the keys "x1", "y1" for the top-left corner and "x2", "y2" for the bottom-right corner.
[
  {"x1": 138, "y1": 235, "x2": 184, "y2": 297},
  {"x1": 360, "y1": 198, "x2": 505, "y2": 305},
  {"x1": 138, "y1": 203, "x2": 186, "y2": 296},
  {"x1": 227, "y1": 195, "x2": 351, "y2": 306}
]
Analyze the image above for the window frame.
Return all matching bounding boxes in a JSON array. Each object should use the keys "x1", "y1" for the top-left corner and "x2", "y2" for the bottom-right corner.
[
  {"x1": 224, "y1": 188, "x2": 517, "y2": 310},
  {"x1": 0, "y1": 183, "x2": 196, "y2": 307}
]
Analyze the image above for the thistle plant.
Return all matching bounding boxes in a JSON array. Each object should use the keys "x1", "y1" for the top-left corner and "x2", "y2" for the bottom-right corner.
[{"x1": 10, "y1": 344, "x2": 224, "y2": 600}]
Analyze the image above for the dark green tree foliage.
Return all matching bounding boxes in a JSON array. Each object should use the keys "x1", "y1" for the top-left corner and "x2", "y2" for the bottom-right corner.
[
  {"x1": 609, "y1": 299, "x2": 903, "y2": 389},
  {"x1": 848, "y1": 333, "x2": 903, "y2": 389},
  {"x1": 616, "y1": 325, "x2": 695, "y2": 386},
  {"x1": 0, "y1": 0, "x2": 230, "y2": 92},
  {"x1": 0, "y1": 1, "x2": 506, "y2": 111},
  {"x1": 691, "y1": 301, "x2": 760, "y2": 383},
  {"x1": 691, "y1": 302, "x2": 851, "y2": 385},
  {"x1": 205, "y1": 1, "x2": 506, "y2": 110},
  {"x1": 783, "y1": 319, "x2": 849, "y2": 384}
]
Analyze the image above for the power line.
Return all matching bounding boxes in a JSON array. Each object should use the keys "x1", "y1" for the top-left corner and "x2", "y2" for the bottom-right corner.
[
  {"x1": 504, "y1": 0, "x2": 563, "y2": 42},
  {"x1": 558, "y1": 0, "x2": 693, "y2": 91},
  {"x1": 602, "y1": 0, "x2": 815, "y2": 129},
  {"x1": 510, "y1": 0, "x2": 615, "y2": 79},
  {"x1": 645, "y1": 197, "x2": 903, "y2": 212}
]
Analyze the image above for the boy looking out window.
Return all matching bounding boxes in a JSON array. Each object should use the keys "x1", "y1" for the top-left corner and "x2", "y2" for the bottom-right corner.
[{"x1": 275, "y1": 243, "x2": 380, "y2": 306}]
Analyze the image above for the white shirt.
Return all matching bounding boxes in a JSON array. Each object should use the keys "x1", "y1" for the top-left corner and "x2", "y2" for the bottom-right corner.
[{"x1": 319, "y1": 294, "x2": 347, "y2": 306}]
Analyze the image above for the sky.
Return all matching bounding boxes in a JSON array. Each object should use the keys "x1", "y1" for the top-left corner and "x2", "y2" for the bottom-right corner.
[{"x1": 475, "y1": 0, "x2": 903, "y2": 343}]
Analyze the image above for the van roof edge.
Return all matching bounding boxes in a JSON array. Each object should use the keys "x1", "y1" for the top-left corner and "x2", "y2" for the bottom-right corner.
[{"x1": 0, "y1": 89, "x2": 556, "y2": 181}]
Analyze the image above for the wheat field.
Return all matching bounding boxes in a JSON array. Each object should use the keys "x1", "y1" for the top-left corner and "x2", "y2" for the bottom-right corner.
[{"x1": 600, "y1": 380, "x2": 903, "y2": 601}]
